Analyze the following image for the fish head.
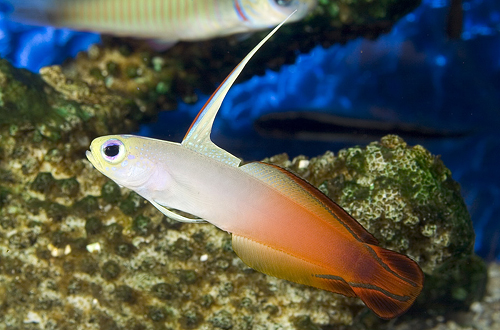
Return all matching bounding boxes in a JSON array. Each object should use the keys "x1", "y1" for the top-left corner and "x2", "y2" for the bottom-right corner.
[
  {"x1": 86, "y1": 135, "x2": 158, "y2": 190},
  {"x1": 241, "y1": 0, "x2": 317, "y2": 26}
]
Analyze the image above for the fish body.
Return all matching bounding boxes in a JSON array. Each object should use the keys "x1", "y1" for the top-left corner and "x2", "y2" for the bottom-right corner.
[
  {"x1": 86, "y1": 16, "x2": 423, "y2": 319},
  {"x1": 10, "y1": 0, "x2": 316, "y2": 41}
]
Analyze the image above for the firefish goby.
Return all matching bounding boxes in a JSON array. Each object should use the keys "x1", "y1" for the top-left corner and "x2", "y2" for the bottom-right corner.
[
  {"x1": 9, "y1": 0, "x2": 316, "y2": 42},
  {"x1": 86, "y1": 15, "x2": 424, "y2": 319}
]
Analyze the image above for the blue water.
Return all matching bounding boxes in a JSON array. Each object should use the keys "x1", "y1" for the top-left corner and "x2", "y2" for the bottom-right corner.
[{"x1": 1, "y1": 0, "x2": 499, "y2": 259}]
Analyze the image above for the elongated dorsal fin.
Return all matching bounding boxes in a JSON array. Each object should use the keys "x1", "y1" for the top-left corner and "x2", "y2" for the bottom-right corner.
[{"x1": 181, "y1": 12, "x2": 296, "y2": 167}]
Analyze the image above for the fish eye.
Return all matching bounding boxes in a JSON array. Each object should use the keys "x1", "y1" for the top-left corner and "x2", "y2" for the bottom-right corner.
[
  {"x1": 275, "y1": 0, "x2": 294, "y2": 6},
  {"x1": 101, "y1": 139, "x2": 126, "y2": 164}
]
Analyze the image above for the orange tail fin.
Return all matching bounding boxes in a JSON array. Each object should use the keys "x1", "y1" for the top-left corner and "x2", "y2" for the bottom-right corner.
[{"x1": 349, "y1": 245, "x2": 424, "y2": 319}]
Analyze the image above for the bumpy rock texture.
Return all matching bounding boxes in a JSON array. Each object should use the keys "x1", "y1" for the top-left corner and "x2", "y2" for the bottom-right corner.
[{"x1": 0, "y1": 56, "x2": 484, "y2": 330}]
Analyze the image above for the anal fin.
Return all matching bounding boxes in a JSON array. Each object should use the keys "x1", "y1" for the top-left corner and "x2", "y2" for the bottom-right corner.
[{"x1": 231, "y1": 234, "x2": 355, "y2": 297}]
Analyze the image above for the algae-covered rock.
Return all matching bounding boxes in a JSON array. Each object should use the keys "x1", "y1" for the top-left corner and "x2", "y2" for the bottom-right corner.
[
  {"x1": 0, "y1": 57, "x2": 151, "y2": 145},
  {"x1": 0, "y1": 59, "x2": 52, "y2": 126},
  {"x1": 0, "y1": 88, "x2": 483, "y2": 330}
]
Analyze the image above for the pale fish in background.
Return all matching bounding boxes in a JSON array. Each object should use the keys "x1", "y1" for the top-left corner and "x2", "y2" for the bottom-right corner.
[
  {"x1": 86, "y1": 15, "x2": 424, "y2": 319},
  {"x1": 9, "y1": 0, "x2": 316, "y2": 42}
]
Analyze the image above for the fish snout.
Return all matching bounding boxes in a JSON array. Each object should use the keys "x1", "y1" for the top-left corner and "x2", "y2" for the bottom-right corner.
[{"x1": 86, "y1": 149, "x2": 98, "y2": 169}]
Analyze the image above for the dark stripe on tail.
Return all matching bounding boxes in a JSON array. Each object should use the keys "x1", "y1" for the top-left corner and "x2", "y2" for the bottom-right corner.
[
  {"x1": 364, "y1": 244, "x2": 422, "y2": 287},
  {"x1": 314, "y1": 275, "x2": 411, "y2": 302},
  {"x1": 349, "y1": 282, "x2": 411, "y2": 302},
  {"x1": 314, "y1": 274, "x2": 344, "y2": 281},
  {"x1": 350, "y1": 285, "x2": 413, "y2": 319}
]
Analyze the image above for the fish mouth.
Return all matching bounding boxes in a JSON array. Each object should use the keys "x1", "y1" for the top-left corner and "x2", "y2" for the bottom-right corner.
[{"x1": 86, "y1": 149, "x2": 98, "y2": 168}]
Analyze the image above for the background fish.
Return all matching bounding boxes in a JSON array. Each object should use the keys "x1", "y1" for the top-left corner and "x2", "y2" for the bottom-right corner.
[
  {"x1": 254, "y1": 111, "x2": 472, "y2": 143},
  {"x1": 446, "y1": 0, "x2": 463, "y2": 39},
  {"x1": 8, "y1": 0, "x2": 316, "y2": 42}
]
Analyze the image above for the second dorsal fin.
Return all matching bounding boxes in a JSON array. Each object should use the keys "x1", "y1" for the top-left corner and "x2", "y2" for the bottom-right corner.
[{"x1": 240, "y1": 162, "x2": 379, "y2": 245}]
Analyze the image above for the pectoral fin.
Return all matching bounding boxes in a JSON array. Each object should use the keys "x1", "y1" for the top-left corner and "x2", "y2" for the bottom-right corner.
[
  {"x1": 150, "y1": 200, "x2": 205, "y2": 223},
  {"x1": 181, "y1": 13, "x2": 295, "y2": 167}
]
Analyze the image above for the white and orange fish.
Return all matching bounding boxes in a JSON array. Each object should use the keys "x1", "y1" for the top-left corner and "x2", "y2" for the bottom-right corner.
[
  {"x1": 9, "y1": 0, "x2": 316, "y2": 42},
  {"x1": 86, "y1": 15, "x2": 424, "y2": 319}
]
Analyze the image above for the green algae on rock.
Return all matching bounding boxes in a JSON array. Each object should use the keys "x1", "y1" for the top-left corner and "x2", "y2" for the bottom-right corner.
[
  {"x1": 0, "y1": 58, "x2": 153, "y2": 153},
  {"x1": 0, "y1": 87, "x2": 483, "y2": 330}
]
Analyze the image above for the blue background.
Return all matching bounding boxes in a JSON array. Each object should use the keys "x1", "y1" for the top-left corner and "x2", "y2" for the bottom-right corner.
[{"x1": 1, "y1": 0, "x2": 499, "y2": 259}]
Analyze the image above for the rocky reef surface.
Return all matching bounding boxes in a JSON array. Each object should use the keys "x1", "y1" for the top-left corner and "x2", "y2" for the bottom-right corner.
[{"x1": 0, "y1": 50, "x2": 485, "y2": 328}]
